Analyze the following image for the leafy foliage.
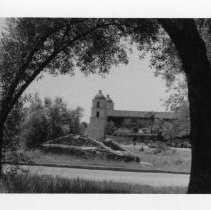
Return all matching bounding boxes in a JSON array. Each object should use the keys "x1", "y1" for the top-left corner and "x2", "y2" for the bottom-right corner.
[
  {"x1": 149, "y1": 19, "x2": 211, "y2": 89},
  {"x1": 151, "y1": 118, "x2": 163, "y2": 135},
  {"x1": 162, "y1": 76, "x2": 190, "y2": 138},
  {"x1": 21, "y1": 94, "x2": 84, "y2": 148},
  {"x1": 149, "y1": 29, "x2": 183, "y2": 88},
  {"x1": 163, "y1": 77, "x2": 188, "y2": 112},
  {"x1": 105, "y1": 121, "x2": 117, "y2": 135},
  {"x1": 151, "y1": 102, "x2": 190, "y2": 140},
  {"x1": 174, "y1": 102, "x2": 190, "y2": 137},
  {"x1": 161, "y1": 121, "x2": 177, "y2": 140}
]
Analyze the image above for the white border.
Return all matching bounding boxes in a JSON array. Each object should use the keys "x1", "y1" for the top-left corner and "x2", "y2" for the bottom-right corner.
[
  {"x1": 0, "y1": 194, "x2": 211, "y2": 210},
  {"x1": 0, "y1": 0, "x2": 210, "y2": 17}
]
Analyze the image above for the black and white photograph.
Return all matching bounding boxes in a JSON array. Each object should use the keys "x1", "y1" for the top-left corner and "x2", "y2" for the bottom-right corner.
[{"x1": 0, "y1": 1, "x2": 211, "y2": 204}]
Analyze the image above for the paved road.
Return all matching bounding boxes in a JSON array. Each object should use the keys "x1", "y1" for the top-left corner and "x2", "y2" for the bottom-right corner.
[{"x1": 18, "y1": 165, "x2": 190, "y2": 187}]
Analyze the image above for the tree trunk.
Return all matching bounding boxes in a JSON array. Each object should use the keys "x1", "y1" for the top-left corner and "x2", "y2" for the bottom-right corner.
[
  {"x1": 158, "y1": 19, "x2": 211, "y2": 193},
  {"x1": 0, "y1": 124, "x2": 4, "y2": 177},
  {"x1": 187, "y1": 75, "x2": 211, "y2": 193}
]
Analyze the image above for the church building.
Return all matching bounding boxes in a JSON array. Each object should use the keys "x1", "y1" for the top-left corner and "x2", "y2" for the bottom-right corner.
[{"x1": 88, "y1": 90, "x2": 177, "y2": 140}]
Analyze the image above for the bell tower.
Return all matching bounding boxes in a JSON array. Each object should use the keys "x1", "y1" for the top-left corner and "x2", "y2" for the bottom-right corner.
[
  {"x1": 106, "y1": 94, "x2": 114, "y2": 110},
  {"x1": 88, "y1": 90, "x2": 108, "y2": 140}
]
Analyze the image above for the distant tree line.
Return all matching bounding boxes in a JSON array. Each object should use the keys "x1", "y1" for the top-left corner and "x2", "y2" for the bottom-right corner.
[{"x1": 4, "y1": 94, "x2": 87, "y2": 149}]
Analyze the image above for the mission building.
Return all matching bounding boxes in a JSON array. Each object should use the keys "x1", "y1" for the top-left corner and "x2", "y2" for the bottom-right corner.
[{"x1": 88, "y1": 90, "x2": 177, "y2": 140}]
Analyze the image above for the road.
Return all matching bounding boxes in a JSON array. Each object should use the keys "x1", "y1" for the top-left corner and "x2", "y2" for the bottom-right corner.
[{"x1": 17, "y1": 165, "x2": 190, "y2": 187}]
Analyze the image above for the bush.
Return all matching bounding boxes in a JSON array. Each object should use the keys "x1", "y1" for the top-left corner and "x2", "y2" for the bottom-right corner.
[
  {"x1": 3, "y1": 150, "x2": 33, "y2": 178},
  {"x1": 22, "y1": 111, "x2": 48, "y2": 148},
  {"x1": 105, "y1": 121, "x2": 117, "y2": 135},
  {"x1": 21, "y1": 94, "x2": 85, "y2": 148}
]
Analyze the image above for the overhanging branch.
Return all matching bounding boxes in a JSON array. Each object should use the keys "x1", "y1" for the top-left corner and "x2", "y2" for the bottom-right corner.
[{"x1": 1, "y1": 20, "x2": 113, "y2": 123}]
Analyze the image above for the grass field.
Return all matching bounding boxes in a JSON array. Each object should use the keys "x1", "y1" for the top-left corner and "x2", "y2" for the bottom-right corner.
[
  {"x1": 123, "y1": 145, "x2": 191, "y2": 172},
  {"x1": 24, "y1": 149, "x2": 143, "y2": 169},
  {"x1": 22, "y1": 144, "x2": 191, "y2": 172},
  {"x1": 0, "y1": 173, "x2": 187, "y2": 193}
]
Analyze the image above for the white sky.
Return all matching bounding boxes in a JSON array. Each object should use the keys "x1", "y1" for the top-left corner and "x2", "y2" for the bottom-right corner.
[{"x1": 26, "y1": 50, "x2": 169, "y2": 122}]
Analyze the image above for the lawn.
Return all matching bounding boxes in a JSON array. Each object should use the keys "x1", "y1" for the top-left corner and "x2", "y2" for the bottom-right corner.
[
  {"x1": 21, "y1": 144, "x2": 190, "y2": 172},
  {"x1": 122, "y1": 145, "x2": 191, "y2": 172},
  {"x1": 23, "y1": 149, "x2": 143, "y2": 169},
  {"x1": 0, "y1": 173, "x2": 187, "y2": 193}
]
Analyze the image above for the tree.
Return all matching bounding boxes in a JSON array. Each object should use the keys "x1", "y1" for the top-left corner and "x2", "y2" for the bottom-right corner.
[
  {"x1": 163, "y1": 77, "x2": 190, "y2": 138},
  {"x1": 3, "y1": 99, "x2": 25, "y2": 150},
  {"x1": 22, "y1": 108, "x2": 48, "y2": 148},
  {"x1": 131, "y1": 19, "x2": 211, "y2": 193},
  {"x1": 161, "y1": 121, "x2": 176, "y2": 141},
  {"x1": 105, "y1": 121, "x2": 117, "y2": 135},
  {"x1": 80, "y1": 122, "x2": 88, "y2": 136},
  {"x1": 21, "y1": 94, "x2": 85, "y2": 147},
  {"x1": 21, "y1": 94, "x2": 48, "y2": 148},
  {"x1": 45, "y1": 96, "x2": 69, "y2": 139},
  {"x1": 1, "y1": 18, "x2": 211, "y2": 193},
  {"x1": 163, "y1": 76, "x2": 188, "y2": 112},
  {"x1": 154, "y1": 19, "x2": 211, "y2": 193},
  {"x1": 151, "y1": 118, "x2": 163, "y2": 135},
  {"x1": 70, "y1": 107, "x2": 84, "y2": 135}
]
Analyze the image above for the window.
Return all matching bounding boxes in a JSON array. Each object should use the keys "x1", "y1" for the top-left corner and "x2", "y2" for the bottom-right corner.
[
  {"x1": 96, "y1": 111, "x2": 100, "y2": 118},
  {"x1": 97, "y1": 101, "x2": 100, "y2": 108}
]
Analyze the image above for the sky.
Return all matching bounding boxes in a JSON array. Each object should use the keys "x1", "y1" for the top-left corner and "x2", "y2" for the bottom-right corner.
[{"x1": 26, "y1": 50, "x2": 169, "y2": 122}]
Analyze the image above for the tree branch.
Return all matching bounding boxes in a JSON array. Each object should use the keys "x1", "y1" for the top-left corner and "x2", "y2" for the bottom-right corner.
[
  {"x1": 0, "y1": 20, "x2": 113, "y2": 123},
  {"x1": 158, "y1": 19, "x2": 210, "y2": 75},
  {"x1": 1, "y1": 19, "x2": 89, "y2": 119}
]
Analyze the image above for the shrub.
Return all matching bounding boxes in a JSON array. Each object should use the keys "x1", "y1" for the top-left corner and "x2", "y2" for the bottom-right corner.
[
  {"x1": 22, "y1": 111, "x2": 48, "y2": 148},
  {"x1": 21, "y1": 94, "x2": 85, "y2": 148},
  {"x1": 105, "y1": 121, "x2": 117, "y2": 135},
  {"x1": 3, "y1": 150, "x2": 33, "y2": 178}
]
